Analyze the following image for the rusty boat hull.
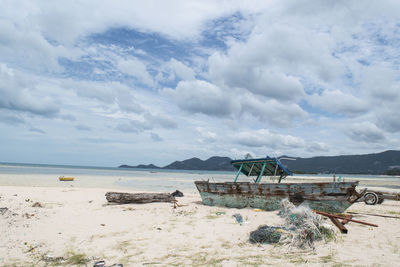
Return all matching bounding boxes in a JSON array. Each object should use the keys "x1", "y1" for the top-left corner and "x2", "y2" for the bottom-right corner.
[{"x1": 195, "y1": 181, "x2": 360, "y2": 213}]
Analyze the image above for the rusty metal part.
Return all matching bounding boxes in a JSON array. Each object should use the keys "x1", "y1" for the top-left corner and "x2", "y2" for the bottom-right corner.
[
  {"x1": 347, "y1": 211, "x2": 400, "y2": 219},
  {"x1": 341, "y1": 215, "x2": 353, "y2": 225},
  {"x1": 315, "y1": 210, "x2": 378, "y2": 227},
  {"x1": 329, "y1": 217, "x2": 348, "y2": 233},
  {"x1": 369, "y1": 190, "x2": 400, "y2": 201},
  {"x1": 364, "y1": 192, "x2": 379, "y2": 205},
  {"x1": 358, "y1": 189, "x2": 400, "y2": 205}
]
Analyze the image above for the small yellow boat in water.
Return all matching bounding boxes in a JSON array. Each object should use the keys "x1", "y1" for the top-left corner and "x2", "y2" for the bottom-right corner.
[{"x1": 59, "y1": 176, "x2": 75, "y2": 181}]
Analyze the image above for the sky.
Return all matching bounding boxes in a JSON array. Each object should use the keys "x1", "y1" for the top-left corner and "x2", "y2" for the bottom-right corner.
[{"x1": 1, "y1": 0, "x2": 400, "y2": 167}]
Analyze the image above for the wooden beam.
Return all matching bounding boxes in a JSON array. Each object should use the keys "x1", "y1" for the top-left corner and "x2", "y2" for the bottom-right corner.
[{"x1": 105, "y1": 192, "x2": 174, "y2": 204}]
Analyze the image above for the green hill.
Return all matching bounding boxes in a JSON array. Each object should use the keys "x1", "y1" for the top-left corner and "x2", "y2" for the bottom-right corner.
[{"x1": 119, "y1": 150, "x2": 400, "y2": 174}]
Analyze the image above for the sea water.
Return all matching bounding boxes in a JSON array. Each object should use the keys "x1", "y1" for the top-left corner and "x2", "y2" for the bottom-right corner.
[
  {"x1": 0, "y1": 162, "x2": 234, "y2": 193},
  {"x1": 0, "y1": 162, "x2": 399, "y2": 193}
]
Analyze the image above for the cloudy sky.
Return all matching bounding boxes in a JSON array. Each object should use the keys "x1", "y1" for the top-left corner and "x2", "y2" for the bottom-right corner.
[{"x1": 1, "y1": 0, "x2": 400, "y2": 167}]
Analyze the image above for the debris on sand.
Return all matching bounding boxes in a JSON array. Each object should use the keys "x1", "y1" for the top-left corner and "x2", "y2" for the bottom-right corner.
[
  {"x1": 0, "y1": 207, "x2": 18, "y2": 217},
  {"x1": 315, "y1": 210, "x2": 378, "y2": 233},
  {"x1": 249, "y1": 225, "x2": 283, "y2": 244},
  {"x1": 171, "y1": 190, "x2": 184, "y2": 197},
  {"x1": 32, "y1": 202, "x2": 43, "y2": 208},
  {"x1": 42, "y1": 254, "x2": 65, "y2": 263},
  {"x1": 233, "y1": 213, "x2": 243, "y2": 224},
  {"x1": 278, "y1": 199, "x2": 335, "y2": 249},
  {"x1": 0, "y1": 207, "x2": 9, "y2": 215},
  {"x1": 249, "y1": 199, "x2": 335, "y2": 249},
  {"x1": 93, "y1": 260, "x2": 123, "y2": 267}
]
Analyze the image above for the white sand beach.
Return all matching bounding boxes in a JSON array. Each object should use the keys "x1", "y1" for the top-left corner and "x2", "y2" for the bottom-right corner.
[{"x1": 1, "y1": 184, "x2": 400, "y2": 266}]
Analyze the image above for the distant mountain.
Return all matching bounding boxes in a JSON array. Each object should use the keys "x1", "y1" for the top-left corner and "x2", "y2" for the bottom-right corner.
[
  {"x1": 163, "y1": 156, "x2": 234, "y2": 171},
  {"x1": 119, "y1": 150, "x2": 400, "y2": 174},
  {"x1": 282, "y1": 150, "x2": 400, "y2": 175},
  {"x1": 118, "y1": 164, "x2": 160, "y2": 169},
  {"x1": 119, "y1": 156, "x2": 234, "y2": 171}
]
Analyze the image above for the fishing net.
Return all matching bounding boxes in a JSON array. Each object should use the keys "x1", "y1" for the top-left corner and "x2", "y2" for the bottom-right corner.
[
  {"x1": 278, "y1": 199, "x2": 333, "y2": 249},
  {"x1": 248, "y1": 199, "x2": 335, "y2": 249},
  {"x1": 249, "y1": 225, "x2": 283, "y2": 244}
]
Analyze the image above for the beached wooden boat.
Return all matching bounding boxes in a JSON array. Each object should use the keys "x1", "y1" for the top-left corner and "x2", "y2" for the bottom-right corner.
[
  {"x1": 195, "y1": 156, "x2": 364, "y2": 213},
  {"x1": 59, "y1": 176, "x2": 75, "y2": 181}
]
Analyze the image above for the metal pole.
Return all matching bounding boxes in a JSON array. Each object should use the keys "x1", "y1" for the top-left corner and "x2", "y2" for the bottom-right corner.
[
  {"x1": 248, "y1": 163, "x2": 255, "y2": 176},
  {"x1": 234, "y1": 164, "x2": 243, "y2": 182},
  {"x1": 273, "y1": 162, "x2": 278, "y2": 181},
  {"x1": 256, "y1": 162, "x2": 266, "y2": 183}
]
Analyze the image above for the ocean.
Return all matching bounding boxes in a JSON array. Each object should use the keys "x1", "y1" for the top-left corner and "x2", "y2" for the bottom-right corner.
[
  {"x1": 1, "y1": 162, "x2": 400, "y2": 193},
  {"x1": 0, "y1": 162, "x2": 234, "y2": 193}
]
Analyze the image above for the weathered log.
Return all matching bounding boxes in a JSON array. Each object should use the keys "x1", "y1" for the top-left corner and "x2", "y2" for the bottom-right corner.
[{"x1": 105, "y1": 192, "x2": 175, "y2": 204}]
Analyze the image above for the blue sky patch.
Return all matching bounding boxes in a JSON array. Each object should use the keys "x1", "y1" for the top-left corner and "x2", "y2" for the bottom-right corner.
[
  {"x1": 299, "y1": 100, "x2": 344, "y2": 119},
  {"x1": 89, "y1": 27, "x2": 194, "y2": 61},
  {"x1": 200, "y1": 12, "x2": 251, "y2": 50},
  {"x1": 58, "y1": 22, "x2": 248, "y2": 89}
]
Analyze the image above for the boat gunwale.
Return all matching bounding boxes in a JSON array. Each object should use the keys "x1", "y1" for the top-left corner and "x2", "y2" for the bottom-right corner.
[{"x1": 194, "y1": 181, "x2": 359, "y2": 186}]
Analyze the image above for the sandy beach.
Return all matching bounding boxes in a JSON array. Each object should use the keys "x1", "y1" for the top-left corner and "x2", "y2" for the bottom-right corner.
[{"x1": 1, "y1": 184, "x2": 400, "y2": 267}]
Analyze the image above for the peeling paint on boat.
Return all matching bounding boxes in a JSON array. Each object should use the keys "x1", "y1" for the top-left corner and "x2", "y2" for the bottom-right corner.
[{"x1": 195, "y1": 181, "x2": 360, "y2": 213}]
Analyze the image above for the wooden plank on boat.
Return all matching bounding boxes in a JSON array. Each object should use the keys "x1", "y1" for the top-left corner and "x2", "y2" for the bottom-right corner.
[{"x1": 105, "y1": 192, "x2": 175, "y2": 204}]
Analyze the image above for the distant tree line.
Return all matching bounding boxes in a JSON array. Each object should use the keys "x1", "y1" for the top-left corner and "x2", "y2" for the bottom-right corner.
[{"x1": 386, "y1": 169, "x2": 400, "y2": 176}]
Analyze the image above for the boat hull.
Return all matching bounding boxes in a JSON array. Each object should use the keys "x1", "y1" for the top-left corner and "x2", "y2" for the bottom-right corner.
[
  {"x1": 195, "y1": 181, "x2": 360, "y2": 213},
  {"x1": 59, "y1": 177, "x2": 74, "y2": 181}
]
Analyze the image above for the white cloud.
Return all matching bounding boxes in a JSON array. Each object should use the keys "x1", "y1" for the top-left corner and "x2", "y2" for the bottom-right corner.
[
  {"x1": 62, "y1": 79, "x2": 144, "y2": 114},
  {"x1": 307, "y1": 90, "x2": 368, "y2": 117},
  {"x1": 0, "y1": 111, "x2": 25, "y2": 126},
  {"x1": 150, "y1": 132, "x2": 163, "y2": 142},
  {"x1": 117, "y1": 58, "x2": 154, "y2": 86},
  {"x1": 360, "y1": 65, "x2": 400, "y2": 103},
  {"x1": 163, "y1": 80, "x2": 240, "y2": 117},
  {"x1": 376, "y1": 110, "x2": 400, "y2": 133},
  {"x1": 164, "y1": 78, "x2": 307, "y2": 127},
  {"x1": 165, "y1": 59, "x2": 196, "y2": 81},
  {"x1": 235, "y1": 129, "x2": 305, "y2": 149},
  {"x1": 2, "y1": 0, "x2": 272, "y2": 46},
  {"x1": 208, "y1": 22, "x2": 343, "y2": 100},
  {"x1": 75, "y1": 125, "x2": 91, "y2": 131},
  {"x1": 0, "y1": 18, "x2": 62, "y2": 71},
  {"x1": 196, "y1": 127, "x2": 217, "y2": 143},
  {"x1": 144, "y1": 113, "x2": 178, "y2": 130},
  {"x1": 209, "y1": 54, "x2": 305, "y2": 101},
  {"x1": 29, "y1": 127, "x2": 45, "y2": 134},
  {"x1": 116, "y1": 119, "x2": 151, "y2": 133},
  {"x1": 306, "y1": 142, "x2": 329, "y2": 153},
  {"x1": 346, "y1": 122, "x2": 386, "y2": 143},
  {"x1": 0, "y1": 64, "x2": 59, "y2": 117},
  {"x1": 241, "y1": 93, "x2": 307, "y2": 127},
  {"x1": 116, "y1": 93, "x2": 144, "y2": 114}
]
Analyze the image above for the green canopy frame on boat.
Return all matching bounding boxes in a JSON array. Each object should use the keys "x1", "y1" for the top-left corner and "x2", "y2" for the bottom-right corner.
[{"x1": 231, "y1": 156, "x2": 293, "y2": 183}]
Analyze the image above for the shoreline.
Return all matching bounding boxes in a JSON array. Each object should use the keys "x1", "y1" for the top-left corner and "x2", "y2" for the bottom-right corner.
[{"x1": 1, "y1": 172, "x2": 399, "y2": 192}]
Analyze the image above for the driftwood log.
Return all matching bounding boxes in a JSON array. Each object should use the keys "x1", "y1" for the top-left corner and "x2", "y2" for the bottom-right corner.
[{"x1": 105, "y1": 192, "x2": 175, "y2": 204}]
